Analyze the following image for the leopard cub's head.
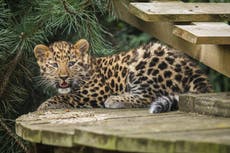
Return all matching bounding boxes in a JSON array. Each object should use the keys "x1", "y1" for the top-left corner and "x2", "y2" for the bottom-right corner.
[{"x1": 34, "y1": 39, "x2": 89, "y2": 94}]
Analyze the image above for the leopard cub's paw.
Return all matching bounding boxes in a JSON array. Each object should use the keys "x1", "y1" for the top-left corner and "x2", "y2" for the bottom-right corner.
[
  {"x1": 37, "y1": 102, "x2": 51, "y2": 111},
  {"x1": 37, "y1": 100, "x2": 71, "y2": 111},
  {"x1": 104, "y1": 96, "x2": 126, "y2": 109}
]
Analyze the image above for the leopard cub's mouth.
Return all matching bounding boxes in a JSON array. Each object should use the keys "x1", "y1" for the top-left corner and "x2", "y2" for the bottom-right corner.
[{"x1": 57, "y1": 81, "x2": 71, "y2": 94}]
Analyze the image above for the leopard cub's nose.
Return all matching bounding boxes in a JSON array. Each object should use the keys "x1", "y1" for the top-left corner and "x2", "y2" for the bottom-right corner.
[{"x1": 60, "y1": 76, "x2": 68, "y2": 81}]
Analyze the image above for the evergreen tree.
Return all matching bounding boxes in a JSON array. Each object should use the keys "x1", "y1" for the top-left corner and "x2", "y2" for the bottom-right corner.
[{"x1": 0, "y1": 0, "x2": 116, "y2": 152}]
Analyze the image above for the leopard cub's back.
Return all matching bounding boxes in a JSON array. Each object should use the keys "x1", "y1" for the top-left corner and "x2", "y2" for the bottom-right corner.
[{"x1": 95, "y1": 42, "x2": 211, "y2": 96}]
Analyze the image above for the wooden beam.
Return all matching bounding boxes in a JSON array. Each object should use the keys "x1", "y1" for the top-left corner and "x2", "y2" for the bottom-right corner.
[
  {"x1": 114, "y1": 0, "x2": 230, "y2": 77},
  {"x1": 129, "y1": 2, "x2": 230, "y2": 22},
  {"x1": 173, "y1": 22, "x2": 230, "y2": 44}
]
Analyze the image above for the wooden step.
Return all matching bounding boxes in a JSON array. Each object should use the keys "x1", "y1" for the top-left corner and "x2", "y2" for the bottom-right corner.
[
  {"x1": 129, "y1": 2, "x2": 230, "y2": 22},
  {"x1": 173, "y1": 22, "x2": 230, "y2": 44}
]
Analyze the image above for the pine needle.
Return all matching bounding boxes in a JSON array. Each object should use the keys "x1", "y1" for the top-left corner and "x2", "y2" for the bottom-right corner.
[
  {"x1": 0, "y1": 117, "x2": 29, "y2": 153},
  {"x1": 0, "y1": 49, "x2": 22, "y2": 98}
]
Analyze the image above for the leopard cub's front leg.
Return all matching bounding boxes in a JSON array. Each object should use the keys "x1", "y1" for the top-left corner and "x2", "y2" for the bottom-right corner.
[
  {"x1": 104, "y1": 93, "x2": 152, "y2": 109},
  {"x1": 37, "y1": 94, "x2": 80, "y2": 110},
  {"x1": 37, "y1": 83, "x2": 110, "y2": 110}
]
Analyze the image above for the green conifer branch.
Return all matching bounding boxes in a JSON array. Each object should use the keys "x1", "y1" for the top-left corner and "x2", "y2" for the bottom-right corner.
[
  {"x1": 0, "y1": 49, "x2": 22, "y2": 97},
  {"x1": 0, "y1": 117, "x2": 29, "y2": 153},
  {"x1": 61, "y1": 0, "x2": 77, "y2": 15}
]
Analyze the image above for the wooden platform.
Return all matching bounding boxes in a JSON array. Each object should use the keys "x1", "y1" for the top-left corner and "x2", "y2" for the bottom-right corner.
[
  {"x1": 16, "y1": 108, "x2": 230, "y2": 153},
  {"x1": 16, "y1": 92, "x2": 230, "y2": 153}
]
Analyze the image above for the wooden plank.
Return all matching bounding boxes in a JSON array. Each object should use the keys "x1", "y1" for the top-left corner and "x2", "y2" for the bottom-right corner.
[
  {"x1": 113, "y1": 0, "x2": 230, "y2": 77},
  {"x1": 173, "y1": 22, "x2": 230, "y2": 44},
  {"x1": 129, "y1": 2, "x2": 230, "y2": 22},
  {"x1": 179, "y1": 92, "x2": 230, "y2": 117},
  {"x1": 16, "y1": 109, "x2": 230, "y2": 153}
]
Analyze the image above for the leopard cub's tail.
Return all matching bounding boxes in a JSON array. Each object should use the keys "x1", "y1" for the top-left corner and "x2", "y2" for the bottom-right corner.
[{"x1": 149, "y1": 95, "x2": 179, "y2": 113}]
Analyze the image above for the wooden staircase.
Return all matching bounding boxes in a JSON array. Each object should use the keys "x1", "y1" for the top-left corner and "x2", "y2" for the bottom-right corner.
[{"x1": 114, "y1": 0, "x2": 230, "y2": 77}]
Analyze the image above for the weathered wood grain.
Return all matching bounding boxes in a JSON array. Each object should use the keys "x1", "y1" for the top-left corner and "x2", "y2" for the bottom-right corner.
[
  {"x1": 179, "y1": 92, "x2": 230, "y2": 117},
  {"x1": 173, "y1": 22, "x2": 230, "y2": 44},
  {"x1": 16, "y1": 108, "x2": 230, "y2": 153},
  {"x1": 129, "y1": 2, "x2": 230, "y2": 22},
  {"x1": 113, "y1": 0, "x2": 230, "y2": 77}
]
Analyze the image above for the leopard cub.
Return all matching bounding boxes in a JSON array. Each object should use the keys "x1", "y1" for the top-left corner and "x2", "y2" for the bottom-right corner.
[{"x1": 34, "y1": 39, "x2": 211, "y2": 113}]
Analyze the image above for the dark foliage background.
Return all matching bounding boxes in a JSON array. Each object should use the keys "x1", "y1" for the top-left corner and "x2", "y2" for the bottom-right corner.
[{"x1": 0, "y1": 0, "x2": 229, "y2": 152}]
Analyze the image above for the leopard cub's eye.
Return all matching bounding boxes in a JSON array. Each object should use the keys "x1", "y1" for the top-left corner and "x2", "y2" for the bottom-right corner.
[
  {"x1": 68, "y1": 61, "x2": 75, "y2": 67},
  {"x1": 50, "y1": 62, "x2": 58, "y2": 68}
]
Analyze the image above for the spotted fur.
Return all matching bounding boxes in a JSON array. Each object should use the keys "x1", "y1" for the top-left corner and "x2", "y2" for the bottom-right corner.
[{"x1": 34, "y1": 39, "x2": 212, "y2": 113}]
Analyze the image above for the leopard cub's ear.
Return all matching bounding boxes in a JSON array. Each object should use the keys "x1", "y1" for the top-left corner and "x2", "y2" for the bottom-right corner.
[
  {"x1": 74, "y1": 39, "x2": 89, "y2": 53},
  {"x1": 34, "y1": 44, "x2": 51, "y2": 62}
]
